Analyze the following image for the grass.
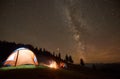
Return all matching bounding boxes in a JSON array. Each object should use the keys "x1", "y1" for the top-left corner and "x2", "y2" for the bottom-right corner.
[
  {"x1": 0, "y1": 65, "x2": 48, "y2": 71},
  {"x1": 0, "y1": 65, "x2": 82, "y2": 79},
  {"x1": 0, "y1": 64, "x2": 120, "y2": 79}
]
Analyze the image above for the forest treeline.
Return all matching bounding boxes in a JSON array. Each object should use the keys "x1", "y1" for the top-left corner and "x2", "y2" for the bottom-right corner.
[{"x1": 0, "y1": 41, "x2": 73, "y2": 66}]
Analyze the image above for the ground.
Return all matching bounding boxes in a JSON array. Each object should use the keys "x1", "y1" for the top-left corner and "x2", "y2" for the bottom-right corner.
[{"x1": 0, "y1": 64, "x2": 120, "y2": 79}]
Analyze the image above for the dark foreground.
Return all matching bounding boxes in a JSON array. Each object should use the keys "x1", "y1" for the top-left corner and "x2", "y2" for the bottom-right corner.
[{"x1": 0, "y1": 64, "x2": 120, "y2": 79}]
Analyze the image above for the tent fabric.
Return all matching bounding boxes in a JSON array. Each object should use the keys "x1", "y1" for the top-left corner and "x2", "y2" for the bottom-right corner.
[{"x1": 4, "y1": 47, "x2": 38, "y2": 66}]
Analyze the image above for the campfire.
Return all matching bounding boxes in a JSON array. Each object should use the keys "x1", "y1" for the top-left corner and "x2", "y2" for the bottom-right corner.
[{"x1": 48, "y1": 60, "x2": 58, "y2": 69}]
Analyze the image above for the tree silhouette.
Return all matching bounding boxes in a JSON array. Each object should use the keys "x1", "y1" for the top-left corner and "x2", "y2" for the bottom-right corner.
[
  {"x1": 52, "y1": 52, "x2": 55, "y2": 56},
  {"x1": 0, "y1": 40, "x2": 69, "y2": 67},
  {"x1": 65, "y1": 54, "x2": 69, "y2": 62},
  {"x1": 80, "y1": 58, "x2": 85, "y2": 66},
  {"x1": 58, "y1": 53, "x2": 61, "y2": 59},
  {"x1": 68, "y1": 55, "x2": 73, "y2": 63}
]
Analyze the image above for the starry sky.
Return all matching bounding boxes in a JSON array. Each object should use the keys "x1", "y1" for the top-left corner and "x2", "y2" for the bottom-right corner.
[{"x1": 0, "y1": 0, "x2": 120, "y2": 63}]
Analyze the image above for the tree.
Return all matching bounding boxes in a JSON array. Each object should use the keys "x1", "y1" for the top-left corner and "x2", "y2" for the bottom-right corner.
[
  {"x1": 80, "y1": 58, "x2": 85, "y2": 66},
  {"x1": 65, "y1": 54, "x2": 69, "y2": 62},
  {"x1": 52, "y1": 52, "x2": 55, "y2": 56},
  {"x1": 58, "y1": 52, "x2": 61, "y2": 59},
  {"x1": 68, "y1": 55, "x2": 73, "y2": 63}
]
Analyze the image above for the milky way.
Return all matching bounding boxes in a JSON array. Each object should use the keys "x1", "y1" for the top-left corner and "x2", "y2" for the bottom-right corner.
[
  {"x1": 0, "y1": 0, "x2": 120, "y2": 63},
  {"x1": 55, "y1": 0, "x2": 120, "y2": 63}
]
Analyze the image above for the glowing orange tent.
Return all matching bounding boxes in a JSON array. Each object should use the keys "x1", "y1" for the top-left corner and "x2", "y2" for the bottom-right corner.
[{"x1": 4, "y1": 47, "x2": 38, "y2": 66}]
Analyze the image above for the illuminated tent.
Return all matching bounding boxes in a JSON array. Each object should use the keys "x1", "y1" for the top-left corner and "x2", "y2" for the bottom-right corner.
[{"x1": 4, "y1": 47, "x2": 38, "y2": 66}]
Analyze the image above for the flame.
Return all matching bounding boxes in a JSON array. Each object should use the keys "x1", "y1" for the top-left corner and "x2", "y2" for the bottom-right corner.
[{"x1": 49, "y1": 61, "x2": 58, "y2": 69}]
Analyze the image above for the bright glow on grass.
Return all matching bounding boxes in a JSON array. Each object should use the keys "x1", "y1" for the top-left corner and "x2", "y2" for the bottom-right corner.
[
  {"x1": 0, "y1": 65, "x2": 48, "y2": 71},
  {"x1": 48, "y1": 61, "x2": 58, "y2": 69},
  {"x1": 0, "y1": 65, "x2": 36, "y2": 70}
]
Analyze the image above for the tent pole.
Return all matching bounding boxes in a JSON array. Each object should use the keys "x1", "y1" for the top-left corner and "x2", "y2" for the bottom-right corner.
[
  {"x1": 33, "y1": 57, "x2": 37, "y2": 66},
  {"x1": 15, "y1": 50, "x2": 19, "y2": 66}
]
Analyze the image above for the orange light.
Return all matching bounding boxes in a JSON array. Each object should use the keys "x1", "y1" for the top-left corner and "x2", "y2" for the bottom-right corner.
[{"x1": 49, "y1": 61, "x2": 58, "y2": 69}]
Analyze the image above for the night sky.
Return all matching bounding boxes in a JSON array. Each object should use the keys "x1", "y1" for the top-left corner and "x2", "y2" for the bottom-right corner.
[{"x1": 0, "y1": 0, "x2": 120, "y2": 63}]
